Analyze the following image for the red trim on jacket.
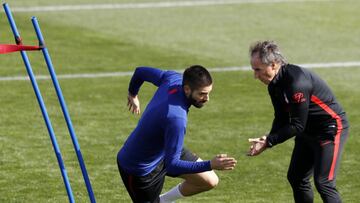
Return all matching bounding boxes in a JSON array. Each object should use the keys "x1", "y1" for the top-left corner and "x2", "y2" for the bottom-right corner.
[{"x1": 311, "y1": 95, "x2": 343, "y2": 180}]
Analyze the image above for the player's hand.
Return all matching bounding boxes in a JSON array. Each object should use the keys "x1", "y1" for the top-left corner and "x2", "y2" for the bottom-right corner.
[
  {"x1": 247, "y1": 135, "x2": 267, "y2": 156},
  {"x1": 127, "y1": 93, "x2": 140, "y2": 114},
  {"x1": 210, "y1": 154, "x2": 237, "y2": 170}
]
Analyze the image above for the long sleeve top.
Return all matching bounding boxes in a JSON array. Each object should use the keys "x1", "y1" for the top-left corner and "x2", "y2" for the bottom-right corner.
[{"x1": 118, "y1": 67, "x2": 211, "y2": 176}]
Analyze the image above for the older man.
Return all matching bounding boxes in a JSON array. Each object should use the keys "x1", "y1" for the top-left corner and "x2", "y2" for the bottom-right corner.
[{"x1": 247, "y1": 40, "x2": 349, "y2": 203}]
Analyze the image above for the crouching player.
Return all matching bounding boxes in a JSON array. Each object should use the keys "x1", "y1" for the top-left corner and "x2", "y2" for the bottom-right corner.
[{"x1": 118, "y1": 65, "x2": 237, "y2": 203}]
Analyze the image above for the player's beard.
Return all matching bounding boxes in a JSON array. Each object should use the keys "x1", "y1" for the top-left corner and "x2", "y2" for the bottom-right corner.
[{"x1": 188, "y1": 92, "x2": 205, "y2": 108}]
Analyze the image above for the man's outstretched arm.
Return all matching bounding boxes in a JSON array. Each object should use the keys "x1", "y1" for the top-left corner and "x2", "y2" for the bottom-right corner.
[{"x1": 164, "y1": 118, "x2": 236, "y2": 175}]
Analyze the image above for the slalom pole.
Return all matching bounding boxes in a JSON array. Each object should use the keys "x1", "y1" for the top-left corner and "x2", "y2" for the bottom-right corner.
[
  {"x1": 31, "y1": 17, "x2": 96, "y2": 203},
  {"x1": 2, "y1": 3, "x2": 75, "y2": 203}
]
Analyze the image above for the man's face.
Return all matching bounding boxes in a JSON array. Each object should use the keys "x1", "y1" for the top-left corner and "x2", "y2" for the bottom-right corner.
[
  {"x1": 250, "y1": 53, "x2": 277, "y2": 85},
  {"x1": 185, "y1": 84, "x2": 212, "y2": 108}
]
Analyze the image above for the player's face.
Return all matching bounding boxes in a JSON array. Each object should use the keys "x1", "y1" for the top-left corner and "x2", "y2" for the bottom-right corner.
[
  {"x1": 185, "y1": 84, "x2": 212, "y2": 108},
  {"x1": 250, "y1": 53, "x2": 277, "y2": 85}
]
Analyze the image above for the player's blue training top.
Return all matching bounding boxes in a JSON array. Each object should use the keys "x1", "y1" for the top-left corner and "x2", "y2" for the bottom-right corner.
[{"x1": 117, "y1": 67, "x2": 212, "y2": 176}]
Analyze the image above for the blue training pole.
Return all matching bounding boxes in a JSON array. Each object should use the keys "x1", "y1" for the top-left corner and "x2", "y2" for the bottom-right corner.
[
  {"x1": 31, "y1": 17, "x2": 96, "y2": 203},
  {"x1": 2, "y1": 3, "x2": 75, "y2": 203}
]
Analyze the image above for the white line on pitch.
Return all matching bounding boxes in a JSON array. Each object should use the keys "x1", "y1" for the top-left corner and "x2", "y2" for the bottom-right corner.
[
  {"x1": 0, "y1": 61, "x2": 359, "y2": 81},
  {"x1": 11, "y1": 0, "x2": 334, "y2": 12}
]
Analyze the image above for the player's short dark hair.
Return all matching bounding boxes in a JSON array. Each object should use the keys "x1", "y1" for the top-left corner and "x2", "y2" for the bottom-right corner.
[
  {"x1": 183, "y1": 65, "x2": 212, "y2": 90},
  {"x1": 249, "y1": 40, "x2": 287, "y2": 65}
]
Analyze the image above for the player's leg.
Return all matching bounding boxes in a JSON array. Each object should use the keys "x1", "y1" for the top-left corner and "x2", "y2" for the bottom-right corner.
[
  {"x1": 118, "y1": 158, "x2": 167, "y2": 203},
  {"x1": 178, "y1": 159, "x2": 219, "y2": 196},
  {"x1": 287, "y1": 136, "x2": 315, "y2": 203},
  {"x1": 159, "y1": 167, "x2": 218, "y2": 203},
  {"x1": 313, "y1": 127, "x2": 348, "y2": 203},
  {"x1": 159, "y1": 148, "x2": 218, "y2": 203}
]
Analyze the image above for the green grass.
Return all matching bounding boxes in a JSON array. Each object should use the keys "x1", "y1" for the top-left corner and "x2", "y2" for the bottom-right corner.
[{"x1": 1, "y1": 0, "x2": 360, "y2": 202}]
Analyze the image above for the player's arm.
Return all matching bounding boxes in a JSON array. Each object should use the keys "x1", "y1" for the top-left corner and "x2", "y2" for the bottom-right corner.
[
  {"x1": 248, "y1": 76, "x2": 312, "y2": 156},
  {"x1": 127, "y1": 67, "x2": 166, "y2": 114},
  {"x1": 164, "y1": 118, "x2": 236, "y2": 175},
  {"x1": 269, "y1": 95, "x2": 290, "y2": 134},
  {"x1": 266, "y1": 77, "x2": 312, "y2": 147}
]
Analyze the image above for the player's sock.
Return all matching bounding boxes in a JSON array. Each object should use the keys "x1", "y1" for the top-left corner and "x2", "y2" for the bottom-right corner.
[{"x1": 159, "y1": 183, "x2": 184, "y2": 203}]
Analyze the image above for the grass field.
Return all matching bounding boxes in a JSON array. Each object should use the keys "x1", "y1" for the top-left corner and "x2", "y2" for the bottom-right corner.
[{"x1": 1, "y1": 0, "x2": 360, "y2": 202}]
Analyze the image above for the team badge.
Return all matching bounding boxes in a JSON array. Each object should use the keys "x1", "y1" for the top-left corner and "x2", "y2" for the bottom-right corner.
[{"x1": 292, "y1": 92, "x2": 306, "y2": 103}]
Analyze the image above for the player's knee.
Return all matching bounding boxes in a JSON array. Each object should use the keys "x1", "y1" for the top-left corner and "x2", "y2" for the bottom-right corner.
[
  {"x1": 287, "y1": 172, "x2": 311, "y2": 189},
  {"x1": 203, "y1": 173, "x2": 219, "y2": 190},
  {"x1": 314, "y1": 177, "x2": 335, "y2": 194},
  {"x1": 287, "y1": 171, "x2": 297, "y2": 185},
  {"x1": 207, "y1": 175, "x2": 219, "y2": 189}
]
